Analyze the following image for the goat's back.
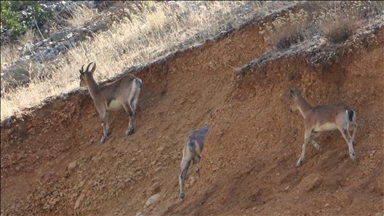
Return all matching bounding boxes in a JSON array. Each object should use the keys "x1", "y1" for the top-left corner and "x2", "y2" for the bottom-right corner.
[
  {"x1": 187, "y1": 127, "x2": 209, "y2": 150},
  {"x1": 308, "y1": 102, "x2": 353, "y2": 125}
]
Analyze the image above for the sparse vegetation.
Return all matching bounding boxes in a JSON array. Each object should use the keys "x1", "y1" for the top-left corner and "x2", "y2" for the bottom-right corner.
[{"x1": 266, "y1": 1, "x2": 384, "y2": 49}]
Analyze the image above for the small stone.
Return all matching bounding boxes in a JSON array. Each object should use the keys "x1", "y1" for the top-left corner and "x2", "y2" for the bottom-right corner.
[
  {"x1": 74, "y1": 193, "x2": 85, "y2": 209},
  {"x1": 145, "y1": 194, "x2": 160, "y2": 207},
  {"x1": 67, "y1": 161, "x2": 77, "y2": 170}
]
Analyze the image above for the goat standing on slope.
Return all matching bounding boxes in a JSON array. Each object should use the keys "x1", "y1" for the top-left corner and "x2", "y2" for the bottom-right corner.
[
  {"x1": 179, "y1": 127, "x2": 209, "y2": 199},
  {"x1": 289, "y1": 87, "x2": 358, "y2": 166},
  {"x1": 79, "y1": 62, "x2": 143, "y2": 144}
]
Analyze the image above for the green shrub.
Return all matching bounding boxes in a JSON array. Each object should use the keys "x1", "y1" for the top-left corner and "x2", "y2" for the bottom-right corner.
[{"x1": 1, "y1": 1, "x2": 53, "y2": 41}]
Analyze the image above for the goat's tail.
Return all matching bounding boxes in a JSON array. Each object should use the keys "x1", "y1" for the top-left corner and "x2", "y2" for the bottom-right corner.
[
  {"x1": 187, "y1": 140, "x2": 196, "y2": 152},
  {"x1": 135, "y1": 78, "x2": 143, "y2": 89},
  {"x1": 347, "y1": 109, "x2": 355, "y2": 122}
]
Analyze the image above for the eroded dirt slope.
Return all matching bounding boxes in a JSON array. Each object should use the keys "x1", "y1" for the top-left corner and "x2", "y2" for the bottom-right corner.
[{"x1": 1, "y1": 11, "x2": 384, "y2": 216}]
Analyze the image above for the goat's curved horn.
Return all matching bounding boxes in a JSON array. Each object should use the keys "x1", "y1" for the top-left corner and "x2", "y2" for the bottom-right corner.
[
  {"x1": 89, "y1": 62, "x2": 96, "y2": 74},
  {"x1": 85, "y1": 62, "x2": 93, "y2": 73}
]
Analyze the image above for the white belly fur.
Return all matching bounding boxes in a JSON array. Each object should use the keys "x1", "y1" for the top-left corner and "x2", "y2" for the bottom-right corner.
[
  {"x1": 313, "y1": 122, "x2": 338, "y2": 132},
  {"x1": 107, "y1": 100, "x2": 123, "y2": 110}
]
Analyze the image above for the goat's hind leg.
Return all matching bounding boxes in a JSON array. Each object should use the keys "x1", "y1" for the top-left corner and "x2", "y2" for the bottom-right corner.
[
  {"x1": 122, "y1": 103, "x2": 135, "y2": 136},
  {"x1": 350, "y1": 122, "x2": 358, "y2": 146},
  {"x1": 192, "y1": 153, "x2": 201, "y2": 165},
  {"x1": 338, "y1": 125, "x2": 356, "y2": 161},
  {"x1": 179, "y1": 161, "x2": 190, "y2": 199}
]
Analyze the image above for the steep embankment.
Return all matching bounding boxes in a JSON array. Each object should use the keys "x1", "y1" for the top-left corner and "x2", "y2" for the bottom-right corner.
[
  {"x1": 167, "y1": 27, "x2": 384, "y2": 216},
  {"x1": 1, "y1": 6, "x2": 383, "y2": 216}
]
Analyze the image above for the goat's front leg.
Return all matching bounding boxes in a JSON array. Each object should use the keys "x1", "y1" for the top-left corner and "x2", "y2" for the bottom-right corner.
[
  {"x1": 99, "y1": 109, "x2": 108, "y2": 144},
  {"x1": 310, "y1": 131, "x2": 321, "y2": 151},
  {"x1": 179, "y1": 161, "x2": 190, "y2": 199},
  {"x1": 296, "y1": 131, "x2": 311, "y2": 167}
]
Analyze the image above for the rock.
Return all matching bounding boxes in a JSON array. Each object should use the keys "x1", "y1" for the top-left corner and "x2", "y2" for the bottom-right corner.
[
  {"x1": 50, "y1": 28, "x2": 72, "y2": 42},
  {"x1": 1, "y1": 59, "x2": 31, "y2": 91},
  {"x1": 67, "y1": 160, "x2": 77, "y2": 171},
  {"x1": 149, "y1": 182, "x2": 161, "y2": 194},
  {"x1": 74, "y1": 193, "x2": 85, "y2": 209},
  {"x1": 145, "y1": 194, "x2": 160, "y2": 207}
]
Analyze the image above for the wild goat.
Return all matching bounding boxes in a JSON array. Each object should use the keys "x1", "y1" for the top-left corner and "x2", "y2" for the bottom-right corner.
[
  {"x1": 179, "y1": 127, "x2": 209, "y2": 199},
  {"x1": 79, "y1": 62, "x2": 143, "y2": 144},
  {"x1": 289, "y1": 87, "x2": 358, "y2": 166}
]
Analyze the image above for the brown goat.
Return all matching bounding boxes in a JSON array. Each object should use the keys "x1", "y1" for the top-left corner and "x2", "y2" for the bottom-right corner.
[
  {"x1": 179, "y1": 127, "x2": 209, "y2": 199},
  {"x1": 289, "y1": 87, "x2": 358, "y2": 166},
  {"x1": 79, "y1": 62, "x2": 143, "y2": 144}
]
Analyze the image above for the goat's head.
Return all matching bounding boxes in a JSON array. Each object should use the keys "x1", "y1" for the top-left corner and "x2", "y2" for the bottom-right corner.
[
  {"x1": 289, "y1": 86, "x2": 299, "y2": 112},
  {"x1": 79, "y1": 62, "x2": 96, "y2": 87}
]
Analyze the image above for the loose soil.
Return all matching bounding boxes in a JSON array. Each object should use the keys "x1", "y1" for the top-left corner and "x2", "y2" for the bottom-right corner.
[{"x1": 1, "y1": 12, "x2": 383, "y2": 216}]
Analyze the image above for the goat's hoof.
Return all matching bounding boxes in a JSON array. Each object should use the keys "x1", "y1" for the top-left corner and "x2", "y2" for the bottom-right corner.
[
  {"x1": 296, "y1": 160, "x2": 303, "y2": 167},
  {"x1": 99, "y1": 136, "x2": 107, "y2": 145},
  {"x1": 126, "y1": 128, "x2": 135, "y2": 136},
  {"x1": 180, "y1": 192, "x2": 185, "y2": 199},
  {"x1": 350, "y1": 152, "x2": 356, "y2": 161}
]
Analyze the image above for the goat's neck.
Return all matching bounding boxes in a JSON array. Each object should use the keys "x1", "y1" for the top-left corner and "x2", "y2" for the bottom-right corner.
[
  {"x1": 297, "y1": 94, "x2": 313, "y2": 118},
  {"x1": 86, "y1": 76, "x2": 100, "y2": 99}
]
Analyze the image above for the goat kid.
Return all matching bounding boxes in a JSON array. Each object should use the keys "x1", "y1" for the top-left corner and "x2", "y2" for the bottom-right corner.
[
  {"x1": 79, "y1": 62, "x2": 143, "y2": 144},
  {"x1": 179, "y1": 127, "x2": 209, "y2": 199},
  {"x1": 289, "y1": 87, "x2": 358, "y2": 167}
]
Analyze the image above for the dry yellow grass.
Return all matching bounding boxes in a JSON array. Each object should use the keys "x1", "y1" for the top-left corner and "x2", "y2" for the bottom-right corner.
[
  {"x1": 1, "y1": 1, "x2": 298, "y2": 121},
  {"x1": 67, "y1": 4, "x2": 98, "y2": 28},
  {"x1": 1, "y1": 45, "x2": 20, "y2": 70}
]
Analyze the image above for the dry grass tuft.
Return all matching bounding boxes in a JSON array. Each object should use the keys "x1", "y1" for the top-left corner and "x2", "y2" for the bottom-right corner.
[
  {"x1": 321, "y1": 18, "x2": 357, "y2": 44},
  {"x1": 275, "y1": 29, "x2": 306, "y2": 50},
  {"x1": 317, "y1": 4, "x2": 360, "y2": 44},
  {"x1": 265, "y1": 9, "x2": 312, "y2": 50},
  {"x1": 17, "y1": 29, "x2": 36, "y2": 45},
  {"x1": 67, "y1": 4, "x2": 98, "y2": 28},
  {"x1": 1, "y1": 45, "x2": 20, "y2": 69}
]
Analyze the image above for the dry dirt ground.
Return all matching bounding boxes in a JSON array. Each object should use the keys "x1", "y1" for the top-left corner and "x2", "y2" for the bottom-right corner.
[{"x1": 1, "y1": 11, "x2": 384, "y2": 216}]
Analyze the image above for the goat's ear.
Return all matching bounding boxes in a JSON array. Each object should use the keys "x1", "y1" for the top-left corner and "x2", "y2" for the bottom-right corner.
[
  {"x1": 79, "y1": 64, "x2": 85, "y2": 74},
  {"x1": 89, "y1": 62, "x2": 96, "y2": 74},
  {"x1": 79, "y1": 65, "x2": 84, "y2": 74}
]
